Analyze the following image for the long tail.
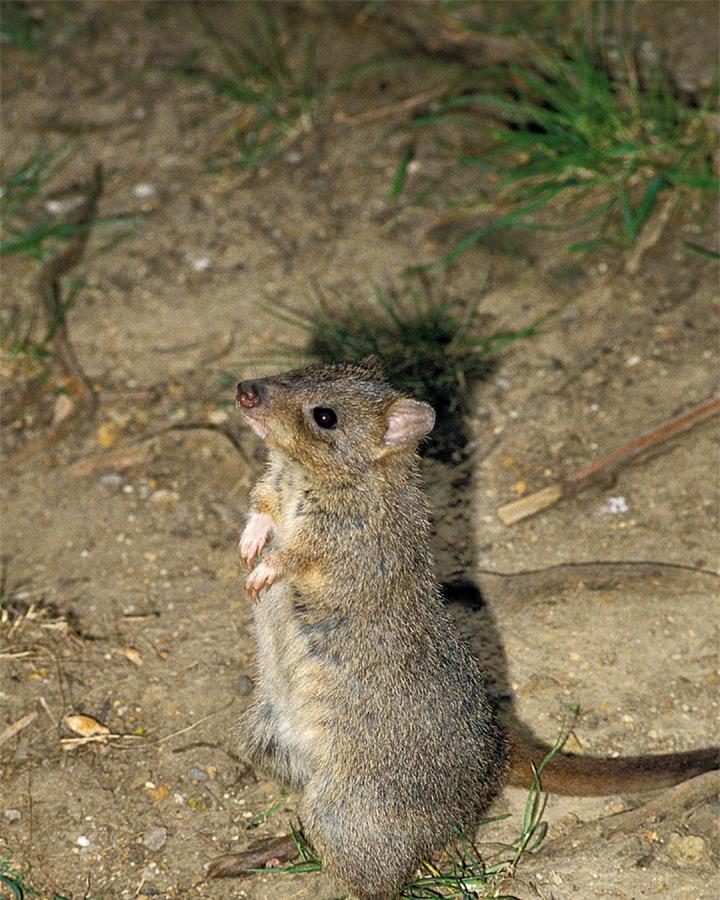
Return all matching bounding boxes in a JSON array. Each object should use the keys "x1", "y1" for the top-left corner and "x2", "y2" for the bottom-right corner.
[{"x1": 507, "y1": 728, "x2": 720, "y2": 796}]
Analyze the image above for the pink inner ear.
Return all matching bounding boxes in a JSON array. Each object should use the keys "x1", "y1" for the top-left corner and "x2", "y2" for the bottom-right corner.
[{"x1": 383, "y1": 399, "x2": 436, "y2": 447}]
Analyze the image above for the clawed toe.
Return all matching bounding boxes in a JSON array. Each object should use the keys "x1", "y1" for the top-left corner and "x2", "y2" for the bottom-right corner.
[{"x1": 244, "y1": 560, "x2": 278, "y2": 600}]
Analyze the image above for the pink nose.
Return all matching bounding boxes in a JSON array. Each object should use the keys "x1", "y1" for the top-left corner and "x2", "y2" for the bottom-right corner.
[{"x1": 236, "y1": 381, "x2": 262, "y2": 409}]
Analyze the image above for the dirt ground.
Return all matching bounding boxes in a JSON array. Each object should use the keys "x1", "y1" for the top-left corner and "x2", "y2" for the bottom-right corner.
[{"x1": 1, "y1": 2, "x2": 718, "y2": 898}]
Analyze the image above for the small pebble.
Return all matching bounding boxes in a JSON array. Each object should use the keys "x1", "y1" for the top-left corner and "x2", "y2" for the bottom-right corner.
[
  {"x1": 189, "y1": 767, "x2": 208, "y2": 782},
  {"x1": 76, "y1": 835, "x2": 90, "y2": 848},
  {"x1": 142, "y1": 825, "x2": 167, "y2": 852},
  {"x1": 45, "y1": 197, "x2": 83, "y2": 216},
  {"x1": 192, "y1": 256, "x2": 212, "y2": 272},
  {"x1": 4, "y1": 808, "x2": 21, "y2": 823},
  {"x1": 603, "y1": 496, "x2": 628, "y2": 514},
  {"x1": 665, "y1": 833, "x2": 706, "y2": 866},
  {"x1": 100, "y1": 473, "x2": 123, "y2": 488},
  {"x1": 133, "y1": 183, "x2": 155, "y2": 198},
  {"x1": 150, "y1": 489, "x2": 179, "y2": 507}
]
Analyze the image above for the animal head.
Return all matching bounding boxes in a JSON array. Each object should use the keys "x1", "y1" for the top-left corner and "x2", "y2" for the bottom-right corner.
[{"x1": 236, "y1": 360, "x2": 435, "y2": 475}]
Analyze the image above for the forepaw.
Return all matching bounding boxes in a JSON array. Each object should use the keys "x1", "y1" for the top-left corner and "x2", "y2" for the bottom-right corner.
[
  {"x1": 244, "y1": 558, "x2": 280, "y2": 601},
  {"x1": 239, "y1": 512, "x2": 274, "y2": 568}
]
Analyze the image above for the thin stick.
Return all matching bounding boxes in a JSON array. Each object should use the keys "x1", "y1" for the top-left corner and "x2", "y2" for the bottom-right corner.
[
  {"x1": 147, "y1": 700, "x2": 236, "y2": 746},
  {"x1": 36, "y1": 163, "x2": 104, "y2": 404},
  {"x1": 0, "y1": 711, "x2": 37, "y2": 747},
  {"x1": 333, "y1": 84, "x2": 451, "y2": 125},
  {"x1": 64, "y1": 420, "x2": 247, "y2": 477},
  {"x1": 4, "y1": 166, "x2": 106, "y2": 465},
  {"x1": 498, "y1": 395, "x2": 720, "y2": 525}
]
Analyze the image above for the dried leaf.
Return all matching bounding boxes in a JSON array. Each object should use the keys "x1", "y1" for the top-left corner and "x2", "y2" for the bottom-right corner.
[
  {"x1": 65, "y1": 714, "x2": 111, "y2": 738},
  {"x1": 122, "y1": 647, "x2": 143, "y2": 667}
]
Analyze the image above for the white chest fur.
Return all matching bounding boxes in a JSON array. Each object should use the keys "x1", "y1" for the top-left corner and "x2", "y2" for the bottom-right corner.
[{"x1": 253, "y1": 585, "x2": 326, "y2": 783}]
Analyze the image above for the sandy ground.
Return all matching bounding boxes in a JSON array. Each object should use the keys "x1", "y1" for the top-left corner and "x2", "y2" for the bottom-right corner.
[{"x1": 1, "y1": 3, "x2": 718, "y2": 898}]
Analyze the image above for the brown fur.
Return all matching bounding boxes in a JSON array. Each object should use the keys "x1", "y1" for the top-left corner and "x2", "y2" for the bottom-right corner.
[
  {"x1": 219, "y1": 361, "x2": 718, "y2": 900},
  {"x1": 508, "y1": 731, "x2": 719, "y2": 795}
]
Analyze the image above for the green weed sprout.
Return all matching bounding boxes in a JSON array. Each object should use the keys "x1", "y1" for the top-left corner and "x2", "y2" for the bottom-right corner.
[
  {"x1": 184, "y1": 3, "x2": 386, "y2": 173},
  {"x1": 390, "y1": 37, "x2": 718, "y2": 264},
  {"x1": 1, "y1": 146, "x2": 139, "y2": 360},
  {"x1": 1, "y1": 853, "x2": 70, "y2": 900}
]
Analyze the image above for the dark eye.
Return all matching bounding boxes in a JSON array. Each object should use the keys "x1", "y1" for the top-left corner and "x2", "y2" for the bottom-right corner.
[{"x1": 312, "y1": 406, "x2": 337, "y2": 429}]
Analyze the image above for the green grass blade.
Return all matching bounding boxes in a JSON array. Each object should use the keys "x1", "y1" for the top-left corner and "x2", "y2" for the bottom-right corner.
[
  {"x1": 627, "y1": 174, "x2": 666, "y2": 240},
  {"x1": 441, "y1": 196, "x2": 550, "y2": 267},
  {"x1": 683, "y1": 242, "x2": 720, "y2": 261},
  {"x1": 371, "y1": 285, "x2": 406, "y2": 328},
  {"x1": 389, "y1": 141, "x2": 415, "y2": 201}
]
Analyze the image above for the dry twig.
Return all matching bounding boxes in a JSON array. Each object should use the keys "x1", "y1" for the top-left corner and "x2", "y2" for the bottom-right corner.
[
  {"x1": 0, "y1": 711, "x2": 37, "y2": 747},
  {"x1": 64, "y1": 420, "x2": 247, "y2": 478},
  {"x1": 36, "y1": 163, "x2": 104, "y2": 405},
  {"x1": 332, "y1": 84, "x2": 451, "y2": 125},
  {"x1": 498, "y1": 395, "x2": 720, "y2": 525}
]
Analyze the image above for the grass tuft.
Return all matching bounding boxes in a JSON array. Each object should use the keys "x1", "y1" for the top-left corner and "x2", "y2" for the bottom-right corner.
[
  {"x1": 1, "y1": 144, "x2": 75, "y2": 260},
  {"x1": 181, "y1": 2, "x2": 319, "y2": 172},
  {"x1": 237, "y1": 279, "x2": 545, "y2": 416},
  {"x1": 450, "y1": 0, "x2": 568, "y2": 40},
  {"x1": 1, "y1": 147, "x2": 138, "y2": 365},
  {"x1": 399, "y1": 726, "x2": 568, "y2": 899},
  {"x1": 1, "y1": 146, "x2": 139, "y2": 262},
  {"x1": 390, "y1": 32, "x2": 718, "y2": 264},
  {"x1": 230, "y1": 278, "x2": 550, "y2": 457},
  {"x1": 182, "y1": 3, "x2": 388, "y2": 174}
]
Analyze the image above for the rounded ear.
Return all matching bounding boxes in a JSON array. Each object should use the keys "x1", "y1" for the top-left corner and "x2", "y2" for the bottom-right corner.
[{"x1": 382, "y1": 398, "x2": 435, "y2": 447}]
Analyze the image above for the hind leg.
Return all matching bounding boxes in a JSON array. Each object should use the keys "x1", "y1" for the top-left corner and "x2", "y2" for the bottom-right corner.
[
  {"x1": 300, "y1": 787, "x2": 418, "y2": 900},
  {"x1": 208, "y1": 702, "x2": 302, "y2": 880}
]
